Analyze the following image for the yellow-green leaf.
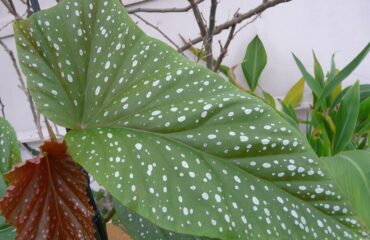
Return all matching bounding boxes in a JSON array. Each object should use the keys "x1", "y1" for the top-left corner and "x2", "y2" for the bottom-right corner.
[{"x1": 283, "y1": 78, "x2": 305, "y2": 107}]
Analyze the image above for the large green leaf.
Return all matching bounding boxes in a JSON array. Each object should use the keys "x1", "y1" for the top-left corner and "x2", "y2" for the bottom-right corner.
[
  {"x1": 112, "y1": 198, "x2": 212, "y2": 240},
  {"x1": 14, "y1": 0, "x2": 368, "y2": 238},
  {"x1": 241, "y1": 35, "x2": 267, "y2": 91},
  {"x1": 332, "y1": 83, "x2": 360, "y2": 154},
  {"x1": 322, "y1": 150, "x2": 370, "y2": 229}
]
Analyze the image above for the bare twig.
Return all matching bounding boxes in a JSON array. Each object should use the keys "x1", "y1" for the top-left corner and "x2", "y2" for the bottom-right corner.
[
  {"x1": 205, "y1": 0, "x2": 217, "y2": 69},
  {"x1": 214, "y1": 24, "x2": 236, "y2": 72},
  {"x1": 179, "y1": 0, "x2": 291, "y2": 52},
  {"x1": 1, "y1": 0, "x2": 19, "y2": 17},
  {"x1": 0, "y1": 97, "x2": 5, "y2": 118},
  {"x1": 133, "y1": 13, "x2": 181, "y2": 50},
  {"x1": 233, "y1": 13, "x2": 261, "y2": 37},
  {"x1": 123, "y1": 0, "x2": 157, "y2": 8},
  {"x1": 26, "y1": 0, "x2": 33, "y2": 17},
  {"x1": 0, "y1": 40, "x2": 44, "y2": 140},
  {"x1": 188, "y1": 0, "x2": 208, "y2": 38},
  {"x1": 128, "y1": 0, "x2": 205, "y2": 14}
]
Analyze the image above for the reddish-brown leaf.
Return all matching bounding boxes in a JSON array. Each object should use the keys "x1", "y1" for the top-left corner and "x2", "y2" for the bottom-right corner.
[{"x1": 0, "y1": 141, "x2": 95, "y2": 240}]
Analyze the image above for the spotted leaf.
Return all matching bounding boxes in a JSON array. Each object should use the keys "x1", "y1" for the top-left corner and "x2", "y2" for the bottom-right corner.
[
  {"x1": 0, "y1": 117, "x2": 21, "y2": 175},
  {"x1": 0, "y1": 141, "x2": 95, "y2": 240},
  {"x1": 112, "y1": 197, "x2": 213, "y2": 240},
  {"x1": 0, "y1": 117, "x2": 19, "y2": 239},
  {"x1": 14, "y1": 0, "x2": 368, "y2": 239}
]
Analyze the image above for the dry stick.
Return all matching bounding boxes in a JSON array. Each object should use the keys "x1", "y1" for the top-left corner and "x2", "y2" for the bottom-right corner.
[
  {"x1": 0, "y1": 97, "x2": 5, "y2": 118},
  {"x1": 128, "y1": 0, "x2": 205, "y2": 14},
  {"x1": 179, "y1": 0, "x2": 292, "y2": 52},
  {"x1": 214, "y1": 24, "x2": 236, "y2": 72},
  {"x1": 0, "y1": 40, "x2": 44, "y2": 140},
  {"x1": 204, "y1": 0, "x2": 217, "y2": 69},
  {"x1": 1, "y1": 0, "x2": 19, "y2": 17},
  {"x1": 123, "y1": 0, "x2": 157, "y2": 8},
  {"x1": 233, "y1": 13, "x2": 261, "y2": 37},
  {"x1": 188, "y1": 0, "x2": 214, "y2": 69},
  {"x1": 133, "y1": 13, "x2": 181, "y2": 50},
  {"x1": 188, "y1": 0, "x2": 208, "y2": 38}
]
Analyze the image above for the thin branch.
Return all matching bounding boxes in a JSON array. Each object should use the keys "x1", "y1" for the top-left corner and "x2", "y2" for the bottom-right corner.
[
  {"x1": 188, "y1": 0, "x2": 208, "y2": 38},
  {"x1": 205, "y1": 0, "x2": 217, "y2": 69},
  {"x1": 123, "y1": 0, "x2": 157, "y2": 8},
  {"x1": 0, "y1": 34, "x2": 14, "y2": 41},
  {"x1": 1, "y1": 0, "x2": 19, "y2": 17},
  {"x1": 127, "y1": 0, "x2": 205, "y2": 14},
  {"x1": 133, "y1": 13, "x2": 181, "y2": 50},
  {"x1": 233, "y1": 13, "x2": 261, "y2": 37},
  {"x1": 179, "y1": 0, "x2": 292, "y2": 52},
  {"x1": 0, "y1": 97, "x2": 5, "y2": 118},
  {"x1": 0, "y1": 40, "x2": 44, "y2": 140},
  {"x1": 214, "y1": 24, "x2": 236, "y2": 72}
]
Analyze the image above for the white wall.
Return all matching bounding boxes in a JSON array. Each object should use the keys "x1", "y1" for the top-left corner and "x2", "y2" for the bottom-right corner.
[{"x1": 0, "y1": 0, "x2": 369, "y2": 143}]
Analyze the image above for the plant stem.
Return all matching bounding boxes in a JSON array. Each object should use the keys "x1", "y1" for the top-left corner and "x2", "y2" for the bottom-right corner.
[{"x1": 83, "y1": 169, "x2": 108, "y2": 240}]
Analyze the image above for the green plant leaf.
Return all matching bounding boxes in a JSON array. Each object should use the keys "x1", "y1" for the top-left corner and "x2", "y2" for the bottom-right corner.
[
  {"x1": 359, "y1": 96, "x2": 370, "y2": 123},
  {"x1": 283, "y1": 77, "x2": 305, "y2": 108},
  {"x1": 241, "y1": 35, "x2": 267, "y2": 91},
  {"x1": 313, "y1": 52, "x2": 325, "y2": 88},
  {"x1": 322, "y1": 150, "x2": 370, "y2": 229},
  {"x1": 279, "y1": 101, "x2": 299, "y2": 129},
  {"x1": 15, "y1": 0, "x2": 368, "y2": 238},
  {"x1": 333, "y1": 84, "x2": 370, "y2": 107},
  {"x1": 333, "y1": 82, "x2": 360, "y2": 154},
  {"x1": 331, "y1": 82, "x2": 342, "y2": 103},
  {"x1": 112, "y1": 198, "x2": 212, "y2": 240},
  {"x1": 0, "y1": 118, "x2": 18, "y2": 239},
  {"x1": 0, "y1": 178, "x2": 15, "y2": 240},
  {"x1": 262, "y1": 91, "x2": 276, "y2": 108},
  {"x1": 321, "y1": 43, "x2": 370, "y2": 100},
  {"x1": 0, "y1": 117, "x2": 21, "y2": 175},
  {"x1": 292, "y1": 54, "x2": 322, "y2": 97},
  {"x1": 0, "y1": 219, "x2": 15, "y2": 240},
  {"x1": 308, "y1": 111, "x2": 332, "y2": 157}
]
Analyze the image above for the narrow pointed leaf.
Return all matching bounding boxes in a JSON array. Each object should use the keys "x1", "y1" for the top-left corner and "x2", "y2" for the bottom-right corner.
[
  {"x1": 332, "y1": 84, "x2": 370, "y2": 107},
  {"x1": 331, "y1": 82, "x2": 342, "y2": 103},
  {"x1": 313, "y1": 52, "x2": 325, "y2": 87},
  {"x1": 358, "y1": 97, "x2": 370, "y2": 125},
  {"x1": 262, "y1": 91, "x2": 276, "y2": 108},
  {"x1": 322, "y1": 150, "x2": 370, "y2": 229},
  {"x1": 292, "y1": 54, "x2": 322, "y2": 97},
  {"x1": 333, "y1": 83, "x2": 360, "y2": 154},
  {"x1": 283, "y1": 77, "x2": 305, "y2": 108},
  {"x1": 242, "y1": 35, "x2": 267, "y2": 91},
  {"x1": 14, "y1": 0, "x2": 368, "y2": 239},
  {"x1": 322, "y1": 43, "x2": 370, "y2": 99},
  {"x1": 0, "y1": 141, "x2": 95, "y2": 240}
]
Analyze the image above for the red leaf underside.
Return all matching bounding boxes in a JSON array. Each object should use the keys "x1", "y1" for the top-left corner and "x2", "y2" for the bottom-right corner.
[{"x1": 0, "y1": 141, "x2": 95, "y2": 240}]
